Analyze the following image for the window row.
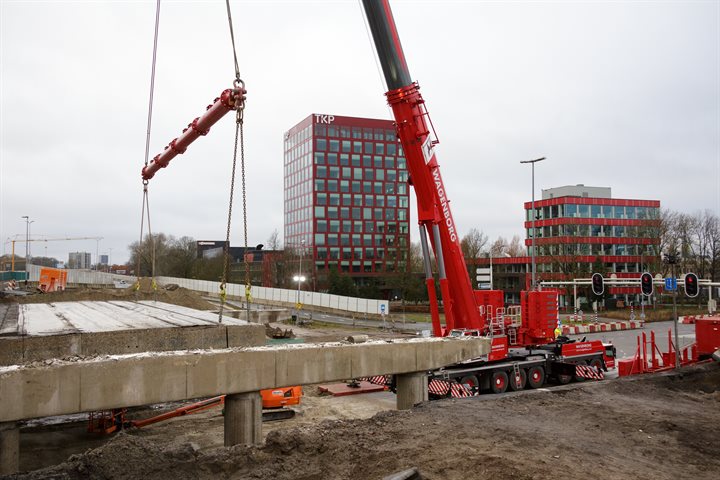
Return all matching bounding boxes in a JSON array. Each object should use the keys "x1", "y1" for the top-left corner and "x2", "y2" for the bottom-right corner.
[
  {"x1": 284, "y1": 125, "x2": 312, "y2": 149},
  {"x1": 314, "y1": 206, "x2": 408, "y2": 222},
  {"x1": 317, "y1": 193, "x2": 408, "y2": 208},
  {"x1": 528, "y1": 224, "x2": 657, "y2": 239},
  {"x1": 527, "y1": 204, "x2": 659, "y2": 221},
  {"x1": 535, "y1": 262, "x2": 651, "y2": 274},
  {"x1": 316, "y1": 219, "x2": 410, "y2": 235},
  {"x1": 284, "y1": 140, "x2": 311, "y2": 164},
  {"x1": 530, "y1": 243, "x2": 656, "y2": 257},
  {"x1": 315, "y1": 246, "x2": 407, "y2": 261},
  {"x1": 314, "y1": 124, "x2": 396, "y2": 142},
  {"x1": 314, "y1": 152, "x2": 407, "y2": 170},
  {"x1": 314, "y1": 179, "x2": 408, "y2": 195},
  {"x1": 315, "y1": 138, "x2": 401, "y2": 156},
  {"x1": 317, "y1": 166, "x2": 403, "y2": 182},
  {"x1": 314, "y1": 233, "x2": 407, "y2": 248}
]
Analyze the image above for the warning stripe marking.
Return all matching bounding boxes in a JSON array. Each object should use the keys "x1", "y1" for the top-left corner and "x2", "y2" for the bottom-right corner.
[{"x1": 575, "y1": 365, "x2": 605, "y2": 380}]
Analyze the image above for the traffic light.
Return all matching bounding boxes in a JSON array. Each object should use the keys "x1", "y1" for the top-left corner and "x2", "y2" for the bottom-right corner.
[
  {"x1": 640, "y1": 272, "x2": 653, "y2": 296},
  {"x1": 591, "y1": 273, "x2": 604, "y2": 296},
  {"x1": 685, "y1": 272, "x2": 699, "y2": 298}
]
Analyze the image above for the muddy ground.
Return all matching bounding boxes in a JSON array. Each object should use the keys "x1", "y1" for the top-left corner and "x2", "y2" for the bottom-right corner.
[{"x1": 7, "y1": 363, "x2": 720, "y2": 480}]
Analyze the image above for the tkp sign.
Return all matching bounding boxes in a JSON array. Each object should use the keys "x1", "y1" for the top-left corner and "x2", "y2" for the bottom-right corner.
[{"x1": 314, "y1": 114, "x2": 335, "y2": 124}]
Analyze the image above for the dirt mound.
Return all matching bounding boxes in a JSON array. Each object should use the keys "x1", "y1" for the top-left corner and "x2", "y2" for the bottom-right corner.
[
  {"x1": 13, "y1": 363, "x2": 720, "y2": 480},
  {"x1": 2, "y1": 279, "x2": 216, "y2": 311}
]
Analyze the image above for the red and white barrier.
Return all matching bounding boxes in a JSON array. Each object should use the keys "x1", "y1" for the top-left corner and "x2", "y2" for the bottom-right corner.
[{"x1": 561, "y1": 320, "x2": 644, "y2": 335}]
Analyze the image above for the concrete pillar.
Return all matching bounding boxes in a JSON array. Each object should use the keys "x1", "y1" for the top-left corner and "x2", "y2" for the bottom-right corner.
[
  {"x1": 396, "y1": 372, "x2": 428, "y2": 410},
  {"x1": 224, "y1": 392, "x2": 262, "y2": 447},
  {"x1": 0, "y1": 422, "x2": 19, "y2": 475}
]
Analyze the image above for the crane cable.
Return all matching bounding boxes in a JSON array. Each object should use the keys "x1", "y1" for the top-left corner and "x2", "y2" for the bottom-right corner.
[
  {"x1": 135, "y1": 0, "x2": 162, "y2": 300},
  {"x1": 218, "y1": 0, "x2": 249, "y2": 324}
]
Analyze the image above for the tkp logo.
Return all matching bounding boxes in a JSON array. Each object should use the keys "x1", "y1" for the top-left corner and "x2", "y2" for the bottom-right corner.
[{"x1": 314, "y1": 114, "x2": 335, "y2": 124}]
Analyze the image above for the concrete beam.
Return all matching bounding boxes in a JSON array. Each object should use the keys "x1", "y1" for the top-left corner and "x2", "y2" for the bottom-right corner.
[
  {"x1": 0, "y1": 422, "x2": 19, "y2": 476},
  {"x1": 224, "y1": 392, "x2": 262, "y2": 446},
  {"x1": 0, "y1": 324, "x2": 266, "y2": 366},
  {"x1": 0, "y1": 337, "x2": 488, "y2": 423},
  {"x1": 396, "y1": 372, "x2": 429, "y2": 410}
]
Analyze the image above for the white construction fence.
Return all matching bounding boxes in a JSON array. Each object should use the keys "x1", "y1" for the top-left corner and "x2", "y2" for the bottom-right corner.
[{"x1": 25, "y1": 265, "x2": 389, "y2": 316}]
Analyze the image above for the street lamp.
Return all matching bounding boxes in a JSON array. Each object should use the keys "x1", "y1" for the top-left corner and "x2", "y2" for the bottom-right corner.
[
  {"x1": 519, "y1": 157, "x2": 546, "y2": 290},
  {"x1": 293, "y1": 239, "x2": 306, "y2": 320},
  {"x1": 21, "y1": 216, "x2": 30, "y2": 281}
]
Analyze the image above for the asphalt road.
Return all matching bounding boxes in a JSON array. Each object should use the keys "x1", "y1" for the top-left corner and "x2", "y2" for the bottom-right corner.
[{"x1": 568, "y1": 319, "x2": 696, "y2": 359}]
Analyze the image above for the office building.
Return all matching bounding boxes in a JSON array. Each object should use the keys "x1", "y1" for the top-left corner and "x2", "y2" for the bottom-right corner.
[{"x1": 284, "y1": 114, "x2": 410, "y2": 287}]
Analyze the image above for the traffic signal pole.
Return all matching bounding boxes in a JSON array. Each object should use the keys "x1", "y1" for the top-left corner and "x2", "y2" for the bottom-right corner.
[{"x1": 672, "y1": 265, "x2": 680, "y2": 369}]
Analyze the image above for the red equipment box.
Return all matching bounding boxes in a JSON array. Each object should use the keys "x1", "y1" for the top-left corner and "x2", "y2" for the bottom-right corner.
[
  {"x1": 520, "y1": 290, "x2": 558, "y2": 345},
  {"x1": 695, "y1": 317, "x2": 720, "y2": 356},
  {"x1": 473, "y1": 290, "x2": 504, "y2": 319}
]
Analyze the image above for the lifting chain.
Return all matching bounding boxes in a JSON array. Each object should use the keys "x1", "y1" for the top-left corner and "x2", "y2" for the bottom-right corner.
[
  {"x1": 135, "y1": 0, "x2": 161, "y2": 301},
  {"x1": 218, "y1": 0, "x2": 249, "y2": 324}
]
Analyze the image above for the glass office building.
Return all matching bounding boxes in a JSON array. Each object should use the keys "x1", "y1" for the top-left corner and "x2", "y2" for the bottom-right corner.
[{"x1": 284, "y1": 114, "x2": 410, "y2": 283}]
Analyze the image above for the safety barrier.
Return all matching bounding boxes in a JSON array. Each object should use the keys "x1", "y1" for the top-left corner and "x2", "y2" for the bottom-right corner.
[{"x1": 21, "y1": 267, "x2": 390, "y2": 316}]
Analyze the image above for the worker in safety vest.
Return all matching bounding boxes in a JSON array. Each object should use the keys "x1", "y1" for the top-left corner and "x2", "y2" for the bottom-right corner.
[{"x1": 554, "y1": 326, "x2": 562, "y2": 338}]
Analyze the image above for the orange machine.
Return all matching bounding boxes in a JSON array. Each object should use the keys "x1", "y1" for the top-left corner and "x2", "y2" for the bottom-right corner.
[
  {"x1": 38, "y1": 267, "x2": 67, "y2": 292},
  {"x1": 88, "y1": 386, "x2": 303, "y2": 432}
]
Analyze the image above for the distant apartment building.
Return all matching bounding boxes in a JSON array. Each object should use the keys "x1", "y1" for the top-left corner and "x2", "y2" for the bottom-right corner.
[
  {"x1": 283, "y1": 114, "x2": 410, "y2": 288},
  {"x1": 68, "y1": 252, "x2": 92, "y2": 269},
  {"x1": 478, "y1": 185, "x2": 661, "y2": 307}
]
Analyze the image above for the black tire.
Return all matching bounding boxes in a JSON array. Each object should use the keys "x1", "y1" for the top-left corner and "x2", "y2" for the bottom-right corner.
[
  {"x1": 459, "y1": 375, "x2": 480, "y2": 394},
  {"x1": 527, "y1": 366, "x2": 545, "y2": 389},
  {"x1": 556, "y1": 371, "x2": 573, "y2": 385},
  {"x1": 589, "y1": 357, "x2": 604, "y2": 372},
  {"x1": 490, "y1": 371, "x2": 509, "y2": 394},
  {"x1": 507, "y1": 368, "x2": 527, "y2": 391}
]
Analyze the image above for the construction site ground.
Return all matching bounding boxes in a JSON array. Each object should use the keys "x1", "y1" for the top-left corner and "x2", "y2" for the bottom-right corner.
[{"x1": 3, "y1": 286, "x2": 719, "y2": 479}]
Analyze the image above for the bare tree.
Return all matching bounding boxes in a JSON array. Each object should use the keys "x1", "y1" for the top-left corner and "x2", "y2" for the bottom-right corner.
[
  {"x1": 489, "y1": 236, "x2": 509, "y2": 257},
  {"x1": 460, "y1": 228, "x2": 488, "y2": 278},
  {"x1": 507, "y1": 235, "x2": 524, "y2": 257},
  {"x1": 266, "y1": 229, "x2": 282, "y2": 251}
]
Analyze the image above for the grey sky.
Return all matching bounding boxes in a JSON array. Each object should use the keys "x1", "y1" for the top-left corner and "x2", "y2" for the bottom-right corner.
[{"x1": 1, "y1": 0, "x2": 718, "y2": 265}]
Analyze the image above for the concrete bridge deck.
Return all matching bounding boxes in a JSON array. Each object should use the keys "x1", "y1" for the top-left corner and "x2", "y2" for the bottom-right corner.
[{"x1": 0, "y1": 337, "x2": 489, "y2": 474}]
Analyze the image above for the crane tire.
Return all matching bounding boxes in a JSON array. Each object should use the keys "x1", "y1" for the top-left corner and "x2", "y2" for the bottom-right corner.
[
  {"x1": 490, "y1": 371, "x2": 509, "y2": 394},
  {"x1": 527, "y1": 366, "x2": 545, "y2": 389}
]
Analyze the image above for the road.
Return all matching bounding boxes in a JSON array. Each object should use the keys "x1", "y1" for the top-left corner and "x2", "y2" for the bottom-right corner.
[{"x1": 568, "y1": 319, "x2": 696, "y2": 359}]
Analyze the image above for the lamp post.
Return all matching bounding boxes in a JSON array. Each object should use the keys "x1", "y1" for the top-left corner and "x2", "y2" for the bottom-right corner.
[
  {"x1": 293, "y1": 239, "x2": 306, "y2": 320},
  {"x1": 520, "y1": 157, "x2": 546, "y2": 290},
  {"x1": 21, "y1": 216, "x2": 30, "y2": 282}
]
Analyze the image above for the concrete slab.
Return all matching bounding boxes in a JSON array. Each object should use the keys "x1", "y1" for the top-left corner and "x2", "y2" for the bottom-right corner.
[
  {"x1": 0, "y1": 337, "x2": 489, "y2": 423},
  {"x1": 16, "y1": 301, "x2": 250, "y2": 336}
]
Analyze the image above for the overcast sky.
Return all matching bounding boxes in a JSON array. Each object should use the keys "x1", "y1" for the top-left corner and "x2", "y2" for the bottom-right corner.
[{"x1": 1, "y1": 0, "x2": 718, "y2": 265}]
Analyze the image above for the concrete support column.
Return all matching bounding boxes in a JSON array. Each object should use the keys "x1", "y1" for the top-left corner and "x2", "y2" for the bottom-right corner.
[
  {"x1": 396, "y1": 372, "x2": 428, "y2": 410},
  {"x1": 0, "y1": 422, "x2": 19, "y2": 475},
  {"x1": 224, "y1": 392, "x2": 262, "y2": 447}
]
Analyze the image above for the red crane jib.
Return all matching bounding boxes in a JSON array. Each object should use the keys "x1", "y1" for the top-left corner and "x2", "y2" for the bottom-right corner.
[{"x1": 141, "y1": 87, "x2": 246, "y2": 180}]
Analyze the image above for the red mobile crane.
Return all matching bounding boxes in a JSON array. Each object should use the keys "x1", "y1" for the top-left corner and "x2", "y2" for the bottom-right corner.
[
  {"x1": 361, "y1": 0, "x2": 615, "y2": 394},
  {"x1": 137, "y1": 1, "x2": 615, "y2": 395}
]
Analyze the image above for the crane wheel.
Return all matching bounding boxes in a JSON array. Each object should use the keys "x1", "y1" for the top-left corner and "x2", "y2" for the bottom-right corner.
[
  {"x1": 459, "y1": 375, "x2": 480, "y2": 395},
  {"x1": 526, "y1": 366, "x2": 545, "y2": 389},
  {"x1": 490, "y1": 371, "x2": 509, "y2": 394},
  {"x1": 556, "y1": 371, "x2": 573, "y2": 385},
  {"x1": 589, "y1": 358, "x2": 604, "y2": 373},
  {"x1": 507, "y1": 369, "x2": 527, "y2": 391}
]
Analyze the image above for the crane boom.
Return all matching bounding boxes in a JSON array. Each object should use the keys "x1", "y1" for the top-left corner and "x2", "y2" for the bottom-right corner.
[{"x1": 361, "y1": 0, "x2": 482, "y2": 335}]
